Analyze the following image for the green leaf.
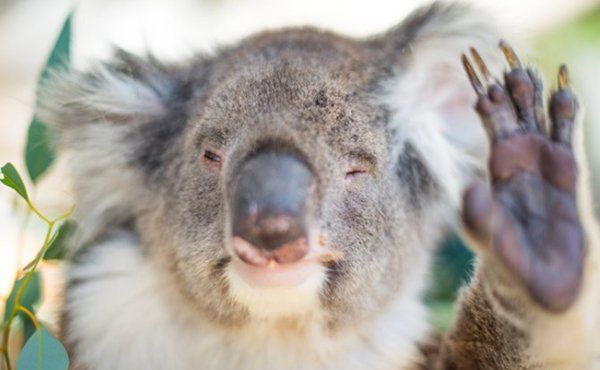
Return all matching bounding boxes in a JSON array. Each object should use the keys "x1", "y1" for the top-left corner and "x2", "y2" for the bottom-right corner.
[
  {"x1": 22, "y1": 316, "x2": 38, "y2": 344},
  {"x1": 39, "y1": 12, "x2": 72, "y2": 86},
  {"x1": 25, "y1": 12, "x2": 73, "y2": 183},
  {"x1": 3, "y1": 272, "x2": 42, "y2": 326},
  {"x1": 22, "y1": 220, "x2": 75, "y2": 271},
  {"x1": 17, "y1": 326, "x2": 69, "y2": 370},
  {"x1": 1, "y1": 163, "x2": 29, "y2": 201},
  {"x1": 43, "y1": 220, "x2": 76, "y2": 260},
  {"x1": 25, "y1": 118, "x2": 56, "y2": 184}
]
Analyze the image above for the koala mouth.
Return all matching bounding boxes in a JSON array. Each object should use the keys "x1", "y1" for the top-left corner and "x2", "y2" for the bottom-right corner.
[
  {"x1": 228, "y1": 235, "x2": 341, "y2": 288},
  {"x1": 230, "y1": 257, "x2": 323, "y2": 288}
]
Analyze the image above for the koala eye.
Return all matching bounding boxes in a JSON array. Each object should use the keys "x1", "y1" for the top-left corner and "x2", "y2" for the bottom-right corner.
[
  {"x1": 344, "y1": 153, "x2": 376, "y2": 183},
  {"x1": 204, "y1": 150, "x2": 221, "y2": 162},
  {"x1": 345, "y1": 168, "x2": 368, "y2": 181},
  {"x1": 201, "y1": 148, "x2": 223, "y2": 171}
]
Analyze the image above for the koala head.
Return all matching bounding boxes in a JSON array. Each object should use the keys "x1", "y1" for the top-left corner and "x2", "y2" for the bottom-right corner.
[{"x1": 41, "y1": 4, "x2": 500, "y2": 328}]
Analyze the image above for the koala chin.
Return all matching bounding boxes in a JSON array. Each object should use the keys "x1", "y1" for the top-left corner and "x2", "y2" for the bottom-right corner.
[{"x1": 40, "y1": 2, "x2": 600, "y2": 370}]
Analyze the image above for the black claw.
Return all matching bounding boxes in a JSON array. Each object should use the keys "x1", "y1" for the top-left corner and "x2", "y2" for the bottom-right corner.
[
  {"x1": 462, "y1": 54, "x2": 486, "y2": 96},
  {"x1": 499, "y1": 40, "x2": 522, "y2": 69}
]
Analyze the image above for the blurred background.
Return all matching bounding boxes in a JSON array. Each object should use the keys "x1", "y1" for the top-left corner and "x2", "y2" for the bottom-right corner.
[{"x1": 0, "y1": 0, "x2": 599, "y2": 332}]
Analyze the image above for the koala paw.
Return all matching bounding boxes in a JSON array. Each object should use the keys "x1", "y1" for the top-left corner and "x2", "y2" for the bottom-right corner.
[{"x1": 461, "y1": 42, "x2": 586, "y2": 312}]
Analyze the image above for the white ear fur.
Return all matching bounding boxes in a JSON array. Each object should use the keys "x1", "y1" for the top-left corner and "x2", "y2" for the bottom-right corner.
[
  {"x1": 39, "y1": 52, "x2": 175, "y2": 133},
  {"x1": 381, "y1": 3, "x2": 505, "y2": 212},
  {"x1": 38, "y1": 52, "x2": 179, "y2": 250}
]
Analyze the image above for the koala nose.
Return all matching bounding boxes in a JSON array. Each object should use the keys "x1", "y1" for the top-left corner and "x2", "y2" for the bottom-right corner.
[{"x1": 231, "y1": 151, "x2": 313, "y2": 265}]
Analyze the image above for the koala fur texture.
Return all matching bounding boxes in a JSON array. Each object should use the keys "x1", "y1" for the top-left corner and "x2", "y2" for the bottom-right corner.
[{"x1": 39, "y1": 2, "x2": 600, "y2": 369}]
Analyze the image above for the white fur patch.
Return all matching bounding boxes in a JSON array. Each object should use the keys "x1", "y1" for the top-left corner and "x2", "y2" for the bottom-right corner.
[
  {"x1": 38, "y1": 61, "x2": 174, "y2": 253},
  {"x1": 42, "y1": 64, "x2": 167, "y2": 122},
  {"x1": 225, "y1": 263, "x2": 326, "y2": 319},
  {"x1": 66, "y1": 232, "x2": 429, "y2": 370},
  {"x1": 60, "y1": 126, "x2": 142, "y2": 249},
  {"x1": 381, "y1": 5, "x2": 503, "y2": 213}
]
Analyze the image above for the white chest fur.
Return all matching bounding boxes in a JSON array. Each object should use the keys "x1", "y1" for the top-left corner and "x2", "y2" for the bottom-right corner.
[{"x1": 65, "y1": 233, "x2": 429, "y2": 370}]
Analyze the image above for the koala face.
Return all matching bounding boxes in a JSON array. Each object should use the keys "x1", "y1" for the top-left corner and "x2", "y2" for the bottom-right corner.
[
  {"x1": 148, "y1": 30, "x2": 432, "y2": 324},
  {"x1": 42, "y1": 4, "x2": 499, "y2": 328}
]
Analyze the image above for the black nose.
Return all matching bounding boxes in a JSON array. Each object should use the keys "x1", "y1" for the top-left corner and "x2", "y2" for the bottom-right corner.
[{"x1": 231, "y1": 151, "x2": 313, "y2": 264}]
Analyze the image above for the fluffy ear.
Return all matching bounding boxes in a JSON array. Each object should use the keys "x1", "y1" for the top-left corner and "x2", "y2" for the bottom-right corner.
[
  {"x1": 371, "y1": 3, "x2": 505, "y2": 213},
  {"x1": 38, "y1": 50, "x2": 198, "y2": 248}
]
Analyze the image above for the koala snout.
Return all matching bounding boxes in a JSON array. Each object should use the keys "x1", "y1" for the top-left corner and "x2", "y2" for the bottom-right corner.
[{"x1": 230, "y1": 151, "x2": 314, "y2": 266}]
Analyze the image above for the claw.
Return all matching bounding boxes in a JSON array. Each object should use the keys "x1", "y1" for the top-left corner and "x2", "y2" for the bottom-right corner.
[
  {"x1": 469, "y1": 47, "x2": 492, "y2": 82},
  {"x1": 558, "y1": 64, "x2": 570, "y2": 90},
  {"x1": 462, "y1": 54, "x2": 486, "y2": 96},
  {"x1": 499, "y1": 40, "x2": 522, "y2": 69}
]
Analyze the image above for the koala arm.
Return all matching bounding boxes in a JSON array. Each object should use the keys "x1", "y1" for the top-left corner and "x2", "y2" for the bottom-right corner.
[
  {"x1": 427, "y1": 272, "x2": 532, "y2": 370},
  {"x1": 425, "y1": 47, "x2": 600, "y2": 370},
  {"x1": 433, "y1": 233, "x2": 600, "y2": 370}
]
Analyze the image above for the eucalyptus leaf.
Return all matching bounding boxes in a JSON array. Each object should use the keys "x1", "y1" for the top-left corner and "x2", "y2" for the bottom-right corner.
[
  {"x1": 21, "y1": 226, "x2": 62, "y2": 272},
  {"x1": 17, "y1": 326, "x2": 69, "y2": 370},
  {"x1": 39, "y1": 12, "x2": 72, "y2": 86},
  {"x1": 25, "y1": 12, "x2": 73, "y2": 183},
  {"x1": 44, "y1": 220, "x2": 76, "y2": 260},
  {"x1": 1, "y1": 163, "x2": 29, "y2": 201},
  {"x1": 25, "y1": 118, "x2": 56, "y2": 184},
  {"x1": 3, "y1": 272, "x2": 42, "y2": 327},
  {"x1": 22, "y1": 315, "x2": 38, "y2": 344}
]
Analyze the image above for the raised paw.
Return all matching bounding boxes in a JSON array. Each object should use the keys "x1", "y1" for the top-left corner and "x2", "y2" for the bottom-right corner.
[{"x1": 461, "y1": 42, "x2": 585, "y2": 312}]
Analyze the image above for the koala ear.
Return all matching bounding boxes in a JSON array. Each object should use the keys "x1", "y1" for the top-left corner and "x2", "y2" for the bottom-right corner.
[
  {"x1": 41, "y1": 49, "x2": 188, "y2": 129},
  {"x1": 38, "y1": 49, "x2": 198, "y2": 247},
  {"x1": 370, "y1": 3, "x2": 504, "y2": 211}
]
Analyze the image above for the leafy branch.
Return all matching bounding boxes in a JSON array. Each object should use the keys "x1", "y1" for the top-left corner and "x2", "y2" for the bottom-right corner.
[
  {"x1": 0, "y1": 10, "x2": 73, "y2": 370},
  {"x1": 1, "y1": 164, "x2": 71, "y2": 370}
]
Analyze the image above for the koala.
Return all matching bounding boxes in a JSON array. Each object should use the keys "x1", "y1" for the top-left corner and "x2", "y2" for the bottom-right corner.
[{"x1": 39, "y1": 2, "x2": 600, "y2": 370}]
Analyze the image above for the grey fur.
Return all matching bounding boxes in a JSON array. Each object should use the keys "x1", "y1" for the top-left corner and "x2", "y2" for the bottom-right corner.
[{"x1": 37, "y1": 2, "x2": 539, "y2": 369}]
